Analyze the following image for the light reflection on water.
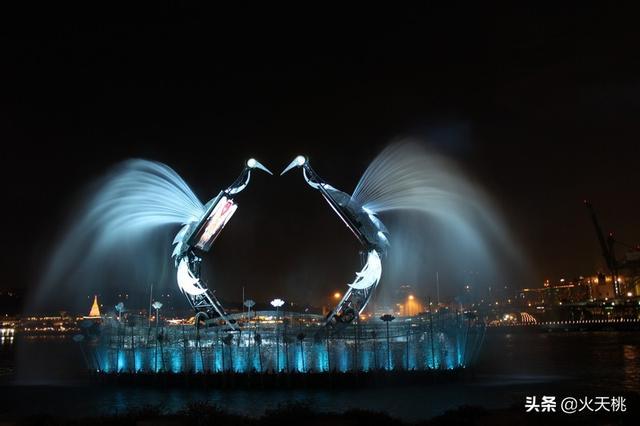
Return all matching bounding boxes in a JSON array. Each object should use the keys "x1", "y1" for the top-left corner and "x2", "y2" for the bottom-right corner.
[
  {"x1": 623, "y1": 344, "x2": 639, "y2": 391},
  {"x1": 3, "y1": 331, "x2": 640, "y2": 420}
]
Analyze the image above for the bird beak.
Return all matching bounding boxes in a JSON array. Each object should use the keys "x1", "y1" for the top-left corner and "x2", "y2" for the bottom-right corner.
[
  {"x1": 251, "y1": 160, "x2": 273, "y2": 175},
  {"x1": 280, "y1": 159, "x2": 299, "y2": 176},
  {"x1": 281, "y1": 155, "x2": 306, "y2": 175}
]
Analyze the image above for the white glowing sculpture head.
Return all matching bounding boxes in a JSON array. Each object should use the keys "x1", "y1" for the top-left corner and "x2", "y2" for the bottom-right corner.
[
  {"x1": 270, "y1": 298, "x2": 285, "y2": 308},
  {"x1": 280, "y1": 155, "x2": 307, "y2": 175},
  {"x1": 348, "y1": 250, "x2": 382, "y2": 290},
  {"x1": 246, "y1": 158, "x2": 273, "y2": 174}
]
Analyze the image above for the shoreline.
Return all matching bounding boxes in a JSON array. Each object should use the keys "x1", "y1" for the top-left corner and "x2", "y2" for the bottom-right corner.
[{"x1": 487, "y1": 320, "x2": 640, "y2": 333}]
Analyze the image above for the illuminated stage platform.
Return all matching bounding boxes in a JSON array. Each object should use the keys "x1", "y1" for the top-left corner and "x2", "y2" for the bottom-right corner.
[{"x1": 84, "y1": 310, "x2": 484, "y2": 374}]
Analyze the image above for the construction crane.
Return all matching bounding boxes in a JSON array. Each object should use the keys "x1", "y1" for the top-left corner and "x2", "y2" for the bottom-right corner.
[{"x1": 584, "y1": 200, "x2": 640, "y2": 297}]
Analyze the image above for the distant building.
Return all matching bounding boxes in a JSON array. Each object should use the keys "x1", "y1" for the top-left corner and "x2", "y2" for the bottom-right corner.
[
  {"x1": 396, "y1": 295, "x2": 425, "y2": 317},
  {"x1": 583, "y1": 274, "x2": 616, "y2": 300},
  {"x1": 520, "y1": 280, "x2": 590, "y2": 305},
  {"x1": 520, "y1": 272, "x2": 638, "y2": 306},
  {"x1": 581, "y1": 274, "x2": 638, "y2": 299},
  {"x1": 395, "y1": 284, "x2": 413, "y2": 300}
]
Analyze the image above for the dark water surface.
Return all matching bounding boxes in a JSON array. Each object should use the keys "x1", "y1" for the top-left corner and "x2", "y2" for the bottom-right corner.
[{"x1": 1, "y1": 330, "x2": 638, "y2": 421}]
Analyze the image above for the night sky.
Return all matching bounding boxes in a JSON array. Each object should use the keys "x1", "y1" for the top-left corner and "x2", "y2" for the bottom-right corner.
[{"x1": 1, "y1": 5, "x2": 638, "y2": 311}]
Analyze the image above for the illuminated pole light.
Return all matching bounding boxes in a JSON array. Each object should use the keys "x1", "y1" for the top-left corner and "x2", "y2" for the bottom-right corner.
[
  {"x1": 270, "y1": 298, "x2": 285, "y2": 310},
  {"x1": 151, "y1": 301, "x2": 163, "y2": 372},
  {"x1": 152, "y1": 301, "x2": 163, "y2": 318},
  {"x1": 244, "y1": 299, "x2": 255, "y2": 320},
  {"x1": 270, "y1": 298, "x2": 285, "y2": 326},
  {"x1": 115, "y1": 302, "x2": 124, "y2": 322},
  {"x1": 406, "y1": 295, "x2": 417, "y2": 316},
  {"x1": 380, "y1": 314, "x2": 395, "y2": 370},
  {"x1": 114, "y1": 301, "x2": 125, "y2": 372},
  {"x1": 270, "y1": 298, "x2": 285, "y2": 372}
]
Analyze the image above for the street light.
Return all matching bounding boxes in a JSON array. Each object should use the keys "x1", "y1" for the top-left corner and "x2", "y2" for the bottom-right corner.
[
  {"x1": 244, "y1": 299, "x2": 256, "y2": 320},
  {"x1": 151, "y1": 301, "x2": 163, "y2": 372},
  {"x1": 333, "y1": 292, "x2": 341, "y2": 300},
  {"x1": 380, "y1": 314, "x2": 395, "y2": 370},
  {"x1": 406, "y1": 295, "x2": 420, "y2": 316},
  {"x1": 271, "y1": 298, "x2": 285, "y2": 323},
  {"x1": 270, "y1": 298, "x2": 285, "y2": 311},
  {"x1": 270, "y1": 298, "x2": 285, "y2": 371},
  {"x1": 115, "y1": 302, "x2": 124, "y2": 322},
  {"x1": 152, "y1": 301, "x2": 163, "y2": 325}
]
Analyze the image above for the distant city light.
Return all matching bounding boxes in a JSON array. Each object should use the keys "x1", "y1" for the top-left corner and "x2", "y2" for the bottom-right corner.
[{"x1": 333, "y1": 292, "x2": 341, "y2": 299}]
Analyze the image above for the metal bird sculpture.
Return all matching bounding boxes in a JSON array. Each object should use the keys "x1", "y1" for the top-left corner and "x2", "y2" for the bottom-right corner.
[
  {"x1": 281, "y1": 155, "x2": 390, "y2": 326},
  {"x1": 172, "y1": 158, "x2": 272, "y2": 328}
]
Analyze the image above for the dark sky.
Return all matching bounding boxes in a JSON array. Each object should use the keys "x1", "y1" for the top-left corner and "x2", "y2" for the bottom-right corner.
[{"x1": 1, "y1": 5, "x2": 639, "y2": 310}]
